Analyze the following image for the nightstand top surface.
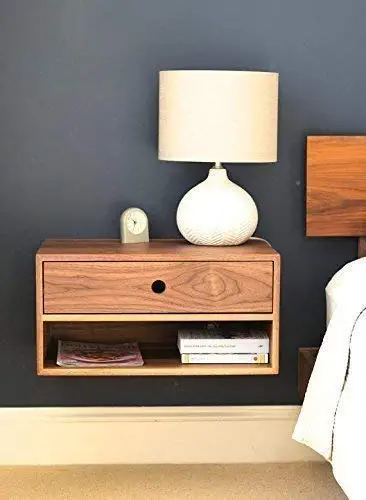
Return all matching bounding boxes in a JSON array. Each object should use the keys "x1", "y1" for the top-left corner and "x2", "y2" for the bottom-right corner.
[{"x1": 37, "y1": 238, "x2": 279, "y2": 262}]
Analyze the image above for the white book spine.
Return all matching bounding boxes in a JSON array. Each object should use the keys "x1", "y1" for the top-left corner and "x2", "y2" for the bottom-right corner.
[
  {"x1": 181, "y1": 353, "x2": 269, "y2": 364},
  {"x1": 178, "y1": 339, "x2": 269, "y2": 354}
]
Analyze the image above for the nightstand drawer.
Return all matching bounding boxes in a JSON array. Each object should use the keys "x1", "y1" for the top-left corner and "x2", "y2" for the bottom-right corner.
[{"x1": 43, "y1": 261, "x2": 273, "y2": 314}]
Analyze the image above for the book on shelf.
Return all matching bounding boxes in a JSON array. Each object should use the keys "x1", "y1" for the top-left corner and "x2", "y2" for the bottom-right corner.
[
  {"x1": 56, "y1": 340, "x2": 144, "y2": 367},
  {"x1": 178, "y1": 328, "x2": 269, "y2": 354},
  {"x1": 181, "y1": 353, "x2": 269, "y2": 364}
]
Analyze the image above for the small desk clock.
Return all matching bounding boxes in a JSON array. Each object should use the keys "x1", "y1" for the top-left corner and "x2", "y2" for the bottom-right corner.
[{"x1": 120, "y1": 207, "x2": 149, "y2": 244}]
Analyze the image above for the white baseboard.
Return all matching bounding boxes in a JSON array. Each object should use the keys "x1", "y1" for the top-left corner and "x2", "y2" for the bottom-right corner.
[{"x1": 0, "y1": 406, "x2": 322, "y2": 465}]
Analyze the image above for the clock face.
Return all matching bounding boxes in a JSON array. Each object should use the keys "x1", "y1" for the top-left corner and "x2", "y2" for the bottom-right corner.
[{"x1": 126, "y1": 209, "x2": 147, "y2": 235}]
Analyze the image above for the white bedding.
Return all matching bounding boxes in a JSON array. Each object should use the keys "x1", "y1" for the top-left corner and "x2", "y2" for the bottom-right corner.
[{"x1": 293, "y1": 257, "x2": 366, "y2": 500}]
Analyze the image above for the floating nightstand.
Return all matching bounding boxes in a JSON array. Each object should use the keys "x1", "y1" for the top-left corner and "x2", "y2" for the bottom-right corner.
[{"x1": 36, "y1": 239, "x2": 280, "y2": 376}]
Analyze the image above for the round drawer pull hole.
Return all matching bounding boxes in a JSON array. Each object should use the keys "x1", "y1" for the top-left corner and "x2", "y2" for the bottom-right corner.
[{"x1": 151, "y1": 280, "x2": 166, "y2": 294}]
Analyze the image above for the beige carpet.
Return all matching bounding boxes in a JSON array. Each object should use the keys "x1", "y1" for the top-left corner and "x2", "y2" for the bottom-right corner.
[{"x1": 0, "y1": 463, "x2": 346, "y2": 500}]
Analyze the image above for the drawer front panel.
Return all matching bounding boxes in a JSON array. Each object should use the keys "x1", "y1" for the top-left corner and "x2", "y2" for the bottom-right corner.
[{"x1": 43, "y1": 261, "x2": 273, "y2": 314}]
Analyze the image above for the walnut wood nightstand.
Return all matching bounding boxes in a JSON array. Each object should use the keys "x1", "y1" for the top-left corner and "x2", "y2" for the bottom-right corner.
[{"x1": 36, "y1": 239, "x2": 280, "y2": 376}]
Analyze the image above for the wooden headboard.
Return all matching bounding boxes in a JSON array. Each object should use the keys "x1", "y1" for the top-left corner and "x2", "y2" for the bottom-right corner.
[
  {"x1": 306, "y1": 136, "x2": 366, "y2": 243},
  {"x1": 300, "y1": 136, "x2": 366, "y2": 400}
]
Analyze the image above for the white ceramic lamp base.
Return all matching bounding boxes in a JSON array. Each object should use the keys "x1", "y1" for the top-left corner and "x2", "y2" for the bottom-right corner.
[{"x1": 176, "y1": 166, "x2": 258, "y2": 246}]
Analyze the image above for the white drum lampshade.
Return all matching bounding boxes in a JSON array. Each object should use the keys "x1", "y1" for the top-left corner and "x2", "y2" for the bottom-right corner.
[{"x1": 159, "y1": 70, "x2": 279, "y2": 246}]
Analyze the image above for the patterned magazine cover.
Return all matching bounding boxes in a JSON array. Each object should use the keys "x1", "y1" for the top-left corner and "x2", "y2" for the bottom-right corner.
[{"x1": 57, "y1": 340, "x2": 144, "y2": 367}]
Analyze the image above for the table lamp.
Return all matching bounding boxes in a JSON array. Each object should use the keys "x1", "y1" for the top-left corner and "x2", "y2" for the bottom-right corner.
[{"x1": 158, "y1": 70, "x2": 279, "y2": 246}]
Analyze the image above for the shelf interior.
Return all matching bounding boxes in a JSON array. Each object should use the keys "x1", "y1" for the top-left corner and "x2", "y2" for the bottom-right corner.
[{"x1": 41, "y1": 320, "x2": 274, "y2": 376}]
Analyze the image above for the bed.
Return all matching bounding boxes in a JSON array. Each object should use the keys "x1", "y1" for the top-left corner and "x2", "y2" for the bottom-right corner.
[{"x1": 294, "y1": 136, "x2": 366, "y2": 500}]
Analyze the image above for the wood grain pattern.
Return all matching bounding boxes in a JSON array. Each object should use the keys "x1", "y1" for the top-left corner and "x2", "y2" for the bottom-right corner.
[
  {"x1": 298, "y1": 347, "x2": 319, "y2": 400},
  {"x1": 41, "y1": 359, "x2": 277, "y2": 376},
  {"x1": 306, "y1": 136, "x2": 366, "y2": 236},
  {"x1": 42, "y1": 321, "x2": 275, "y2": 376},
  {"x1": 37, "y1": 238, "x2": 277, "y2": 261},
  {"x1": 46, "y1": 321, "x2": 272, "y2": 345},
  {"x1": 358, "y1": 237, "x2": 366, "y2": 258},
  {"x1": 47, "y1": 321, "x2": 181, "y2": 345},
  {"x1": 43, "y1": 261, "x2": 274, "y2": 314},
  {"x1": 270, "y1": 253, "x2": 281, "y2": 374},
  {"x1": 36, "y1": 239, "x2": 280, "y2": 376},
  {"x1": 42, "y1": 313, "x2": 274, "y2": 322},
  {"x1": 36, "y1": 254, "x2": 45, "y2": 371}
]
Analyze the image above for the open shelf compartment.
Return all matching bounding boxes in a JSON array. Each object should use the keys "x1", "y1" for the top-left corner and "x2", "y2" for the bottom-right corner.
[{"x1": 39, "y1": 320, "x2": 276, "y2": 376}]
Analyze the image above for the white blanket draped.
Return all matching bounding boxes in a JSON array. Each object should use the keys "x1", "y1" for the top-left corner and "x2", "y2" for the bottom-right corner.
[{"x1": 293, "y1": 258, "x2": 366, "y2": 500}]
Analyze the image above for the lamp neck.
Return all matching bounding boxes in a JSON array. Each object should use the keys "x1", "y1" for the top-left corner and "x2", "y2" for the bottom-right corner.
[
  {"x1": 207, "y1": 165, "x2": 229, "y2": 182},
  {"x1": 213, "y1": 161, "x2": 223, "y2": 169}
]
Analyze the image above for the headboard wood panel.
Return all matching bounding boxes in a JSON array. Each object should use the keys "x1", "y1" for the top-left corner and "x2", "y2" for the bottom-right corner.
[
  {"x1": 306, "y1": 136, "x2": 366, "y2": 237},
  {"x1": 358, "y1": 237, "x2": 366, "y2": 258},
  {"x1": 301, "y1": 136, "x2": 366, "y2": 399}
]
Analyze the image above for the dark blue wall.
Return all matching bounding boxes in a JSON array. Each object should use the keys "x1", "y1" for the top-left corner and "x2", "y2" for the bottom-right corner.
[{"x1": 0, "y1": 0, "x2": 362, "y2": 405}]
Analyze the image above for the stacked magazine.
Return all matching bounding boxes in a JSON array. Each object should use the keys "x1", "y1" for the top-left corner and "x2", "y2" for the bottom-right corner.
[
  {"x1": 178, "y1": 326, "x2": 269, "y2": 364},
  {"x1": 57, "y1": 340, "x2": 144, "y2": 367}
]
